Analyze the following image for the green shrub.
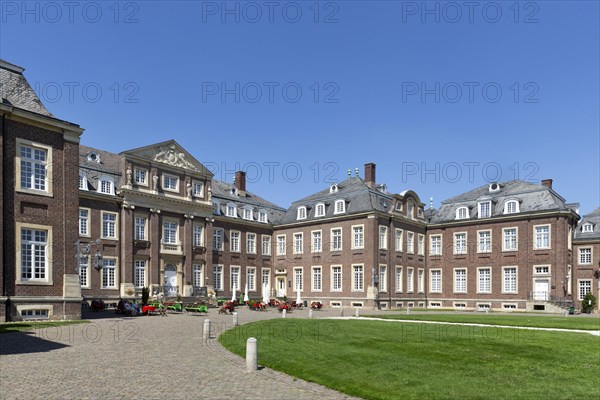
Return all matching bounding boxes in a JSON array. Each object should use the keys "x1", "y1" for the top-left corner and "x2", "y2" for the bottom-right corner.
[
  {"x1": 581, "y1": 293, "x2": 597, "y2": 313},
  {"x1": 141, "y1": 287, "x2": 150, "y2": 305}
]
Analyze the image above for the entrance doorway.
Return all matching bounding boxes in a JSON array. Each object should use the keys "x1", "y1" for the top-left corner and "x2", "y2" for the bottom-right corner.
[
  {"x1": 534, "y1": 280, "x2": 549, "y2": 300},
  {"x1": 164, "y1": 264, "x2": 178, "y2": 296},
  {"x1": 276, "y1": 277, "x2": 286, "y2": 298}
]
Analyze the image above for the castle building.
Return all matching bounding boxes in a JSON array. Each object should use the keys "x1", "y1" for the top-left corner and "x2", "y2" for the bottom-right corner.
[{"x1": 1, "y1": 59, "x2": 599, "y2": 321}]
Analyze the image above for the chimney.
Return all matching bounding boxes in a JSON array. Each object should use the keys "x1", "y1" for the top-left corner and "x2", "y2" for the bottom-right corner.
[
  {"x1": 235, "y1": 171, "x2": 246, "y2": 193},
  {"x1": 541, "y1": 179, "x2": 553, "y2": 189},
  {"x1": 364, "y1": 163, "x2": 376, "y2": 188}
]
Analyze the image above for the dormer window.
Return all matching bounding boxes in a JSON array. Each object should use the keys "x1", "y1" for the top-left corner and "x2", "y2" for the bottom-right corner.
[
  {"x1": 230, "y1": 187, "x2": 238, "y2": 196},
  {"x1": 226, "y1": 203, "x2": 237, "y2": 218},
  {"x1": 582, "y1": 223, "x2": 594, "y2": 233},
  {"x1": 334, "y1": 199, "x2": 345, "y2": 214},
  {"x1": 97, "y1": 175, "x2": 115, "y2": 195},
  {"x1": 258, "y1": 209, "x2": 268, "y2": 223},
  {"x1": 86, "y1": 151, "x2": 101, "y2": 163},
  {"x1": 395, "y1": 202, "x2": 403, "y2": 212},
  {"x1": 315, "y1": 203, "x2": 326, "y2": 217},
  {"x1": 408, "y1": 203, "x2": 415, "y2": 219},
  {"x1": 297, "y1": 206, "x2": 307, "y2": 220},
  {"x1": 489, "y1": 182, "x2": 501, "y2": 192},
  {"x1": 418, "y1": 208, "x2": 424, "y2": 217},
  {"x1": 330, "y1": 183, "x2": 339, "y2": 193},
  {"x1": 242, "y1": 206, "x2": 253, "y2": 221},
  {"x1": 504, "y1": 200, "x2": 519, "y2": 214},
  {"x1": 79, "y1": 170, "x2": 88, "y2": 191},
  {"x1": 478, "y1": 201, "x2": 492, "y2": 218},
  {"x1": 456, "y1": 206, "x2": 469, "y2": 220},
  {"x1": 213, "y1": 200, "x2": 221, "y2": 215},
  {"x1": 377, "y1": 184, "x2": 387, "y2": 194}
]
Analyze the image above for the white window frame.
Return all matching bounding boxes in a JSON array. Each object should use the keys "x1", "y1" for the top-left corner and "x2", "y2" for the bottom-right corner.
[
  {"x1": 534, "y1": 265, "x2": 550, "y2": 275},
  {"x1": 101, "y1": 258, "x2": 118, "y2": 289},
  {"x1": 192, "y1": 180, "x2": 204, "y2": 197},
  {"x1": 578, "y1": 247, "x2": 592, "y2": 265},
  {"x1": 226, "y1": 203, "x2": 237, "y2": 218},
  {"x1": 261, "y1": 268, "x2": 271, "y2": 288},
  {"x1": 395, "y1": 266, "x2": 403, "y2": 293},
  {"x1": 455, "y1": 206, "x2": 468, "y2": 220},
  {"x1": 430, "y1": 269, "x2": 442, "y2": 293},
  {"x1": 134, "y1": 215, "x2": 148, "y2": 241},
  {"x1": 276, "y1": 235, "x2": 286, "y2": 256},
  {"x1": 294, "y1": 267, "x2": 303, "y2": 292},
  {"x1": 262, "y1": 235, "x2": 271, "y2": 256},
  {"x1": 134, "y1": 260, "x2": 147, "y2": 288},
  {"x1": 242, "y1": 206, "x2": 253, "y2": 221},
  {"x1": 331, "y1": 265, "x2": 342, "y2": 292},
  {"x1": 213, "y1": 228, "x2": 224, "y2": 251},
  {"x1": 162, "y1": 173, "x2": 179, "y2": 193},
  {"x1": 79, "y1": 208, "x2": 90, "y2": 237},
  {"x1": 429, "y1": 234, "x2": 442, "y2": 256},
  {"x1": 502, "y1": 266, "x2": 518, "y2": 294},
  {"x1": 352, "y1": 264, "x2": 364, "y2": 292},
  {"x1": 417, "y1": 269, "x2": 424, "y2": 293},
  {"x1": 79, "y1": 170, "x2": 88, "y2": 191},
  {"x1": 533, "y1": 224, "x2": 551, "y2": 250},
  {"x1": 98, "y1": 175, "x2": 115, "y2": 195},
  {"x1": 334, "y1": 199, "x2": 345, "y2": 214},
  {"x1": 230, "y1": 230, "x2": 241, "y2": 253},
  {"x1": 315, "y1": 202, "x2": 326, "y2": 217},
  {"x1": 504, "y1": 200, "x2": 519, "y2": 214},
  {"x1": 213, "y1": 264, "x2": 224, "y2": 290},
  {"x1": 379, "y1": 226, "x2": 388, "y2": 250},
  {"x1": 578, "y1": 280, "x2": 592, "y2": 301},
  {"x1": 478, "y1": 201, "x2": 492, "y2": 219},
  {"x1": 502, "y1": 227, "x2": 518, "y2": 252},
  {"x1": 582, "y1": 223, "x2": 594, "y2": 233},
  {"x1": 246, "y1": 232, "x2": 257, "y2": 254},
  {"x1": 454, "y1": 232, "x2": 467, "y2": 255},
  {"x1": 258, "y1": 209, "x2": 268, "y2": 223},
  {"x1": 134, "y1": 167, "x2": 148, "y2": 186},
  {"x1": 312, "y1": 266, "x2": 322, "y2": 292},
  {"x1": 395, "y1": 229, "x2": 403, "y2": 252},
  {"x1": 417, "y1": 234, "x2": 425, "y2": 255},
  {"x1": 293, "y1": 233, "x2": 304, "y2": 255},
  {"x1": 331, "y1": 228, "x2": 343, "y2": 251},
  {"x1": 297, "y1": 206, "x2": 307, "y2": 220},
  {"x1": 477, "y1": 230, "x2": 492, "y2": 253},
  {"x1": 16, "y1": 223, "x2": 53, "y2": 285},
  {"x1": 101, "y1": 211, "x2": 118, "y2": 240},
  {"x1": 79, "y1": 255, "x2": 90, "y2": 288},
  {"x1": 453, "y1": 268, "x2": 467, "y2": 293},
  {"x1": 192, "y1": 264, "x2": 205, "y2": 287},
  {"x1": 247, "y1": 267, "x2": 256, "y2": 291},
  {"x1": 379, "y1": 265, "x2": 387, "y2": 292},
  {"x1": 407, "y1": 232, "x2": 414, "y2": 254},
  {"x1": 230, "y1": 266, "x2": 241, "y2": 291},
  {"x1": 15, "y1": 139, "x2": 52, "y2": 196},
  {"x1": 193, "y1": 224, "x2": 204, "y2": 247},
  {"x1": 162, "y1": 219, "x2": 179, "y2": 245},
  {"x1": 407, "y1": 267, "x2": 414, "y2": 293},
  {"x1": 352, "y1": 225, "x2": 364, "y2": 250},
  {"x1": 477, "y1": 267, "x2": 492, "y2": 294},
  {"x1": 311, "y1": 230, "x2": 322, "y2": 253}
]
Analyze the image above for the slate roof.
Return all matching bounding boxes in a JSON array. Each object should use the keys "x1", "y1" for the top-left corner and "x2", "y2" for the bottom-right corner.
[
  {"x1": 0, "y1": 59, "x2": 53, "y2": 117},
  {"x1": 279, "y1": 177, "x2": 396, "y2": 225},
  {"x1": 79, "y1": 145, "x2": 124, "y2": 192},
  {"x1": 428, "y1": 180, "x2": 576, "y2": 224},
  {"x1": 574, "y1": 208, "x2": 600, "y2": 241},
  {"x1": 211, "y1": 180, "x2": 286, "y2": 224}
]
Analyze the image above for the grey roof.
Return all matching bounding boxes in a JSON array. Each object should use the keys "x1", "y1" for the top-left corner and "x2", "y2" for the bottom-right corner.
[
  {"x1": 429, "y1": 180, "x2": 574, "y2": 223},
  {"x1": 0, "y1": 59, "x2": 53, "y2": 117},
  {"x1": 211, "y1": 180, "x2": 286, "y2": 224},
  {"x1": 79, "y1": 145, "x2": 123, "y2": 192},
  {"x1": 574, "y1": 208, "x2": 600, "y2": 241},
  {"x1": 279, "y1": 177, "x2": 396, "y2": 224}
]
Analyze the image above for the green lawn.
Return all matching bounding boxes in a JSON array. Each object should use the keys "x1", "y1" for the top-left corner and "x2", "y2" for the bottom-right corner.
[
  {"x1": 0, "y1": 320, "x2": 89, "y2": 334},
  {"x1": 364, "y1": 313, "x2": 600, "y2": 330},
  {"x1": 220, "y1": 319, "x2": 600, "y2": 400}
]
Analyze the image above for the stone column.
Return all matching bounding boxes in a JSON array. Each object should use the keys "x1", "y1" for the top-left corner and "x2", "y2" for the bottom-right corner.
[
  {"x1": 120, "y1": 203, "x2": 135, "y2": 298},
  {"x1": 183, "y1": 214, "x2": 194, "y2": 296},
  {"x1": 149, "y1": 208, "x2": 161, "y2": 292}
]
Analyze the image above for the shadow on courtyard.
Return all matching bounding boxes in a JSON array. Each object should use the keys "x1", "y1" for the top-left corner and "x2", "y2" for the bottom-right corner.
[{"x1": 0, "y1": 330, "x2": 70, "y2": 355}]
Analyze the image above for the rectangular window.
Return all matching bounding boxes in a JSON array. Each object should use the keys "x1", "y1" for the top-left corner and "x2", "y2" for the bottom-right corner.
[
  {"x1": 395, "y1": 266, "x2": 403, "y2": 292},
  {"x1": 246, "y1": 233, "x2": 256, "y2": 254},
  {"x1": 19, "y1": 225, "x2": 51, "y2": 283},
  {"x1": 478, "y1": 201, "x2": 491, "y2": 218},
  {"x1": 379, "y1": 265, "x2": 387, "y2": 292},
  {"x1": 134, "y1": 260, "x2": 146, "y2": 288},
  {"x1": 379, "y1": 226, "x2": 388, "y2": 250},
  {"x1": 230, "y1": 266, "x2": 240, "y2": 291},
  {"x1": 353, "y1": 265, "x2": 364, "y2": 291},
  {"x1": 454, "y1": 269, "x2": 467, "y2": 293},
  {"x1": 294, "y1": 267, "x2": 303, "y2": 291},
  {"x1": 430, "y1": 235, "x2": 442, "y2": 256},
  {"x1": 102, "y1": 258, "x2": 117, "y2": 288},
  {"x1": 262, "y1": 269, "x2": 270, "y2": 287},
  {"x1": 503, "y1": 267, "x2": 517, "y2": 293},
  {"x1": 79, "y1": 209, "x2": 89, "y2": 236},
  {"x1": 193, "y1": 225, "x2": 204, "y2": 247},
  {"x1": 534, "y1": 266, "x2": 550, "y2": 275},
  {"x1": 247, "y1": 267, "x2": 256, "y2": 291},
  {"x1": 418, "y1": 234, "x2": 425, "y2": 255},
  {"x1": 262, "y1": 235, "x2": 271, "y2": 256},
  {"x1": 478, "y1": 268, "x2": 491, "y2": 293},
  {"x1": 213, "y1": 228, "x2": 223, "y2": 251},
  {"x1": 135, "y1": 217, "x2": 147, "y2": 241},
  {"x1": 352, "y1": 226, "x2": 364, "y2": 249},
  {"x1": 534, "y1": 225, "x2": 550, "y2": 249},
  {"x1": 331, "y1": 228, "x2": 342, "y2": 251},
  {"x1": 407, "y1": 232, "x2": 414, "y2": 254},
  {"x1": 503, "y1": 228, "x2": 518, "y2": 251},
  {"x1": 226, "y1": 204, "x2": 237, "y2": 217},
  {"x1": 243, "y1": 208, "x2": 253, "y2": 220},
  {"x1": 395, "y1": 229, "x2": 403, "y2": 252},
  {"x1": 163, "y1": 221, "x2": 178, "y2": 244},
  {"x1": 407, "y1": 268, "x2": 414, "y2": 292},
  {"x1": 331, "y1": 266, "x2": 342, "y2": 291},
  {"x1": 277, "y1": 235, "x2": 286, "y2": 256},
  {"x1": 312, "y1": 266, "x2": 322, "y2": 291},
  {"x1": 79, "y1": 256, "x2": 89, "y2": 287},
  {"x1": 102, "y1": 212, "x2": 117, "y2": 239},
  {"x1": 193, "y1": 264, "x2": 204, "y2": 287},
  {"x1": 230, "y1": 231, "x2": 240, "y2": 253},
  {"x1": 258, "y1": 211, "x2": 268, "y2": 223},
  {"x1": 454, "y1": 232, "x2": 467, "y2": 254},
  {"x1": 162, "y1": 174, "x2": 179, "y2": 191},
  {"x1": 430, "y1": 270, "x2": 442, "y2": 293},
  {"x1": 213, "y1": 265, "x2": 223, "y2": 290},
  {"x1": 19, "y1": 143, "x2": 48, "y2": 191},
  {"x1": 312, "y1": 231, "x2": 322, "y2": 253},
  {"x1": 294, "y1": 233, "x2": 303, "y2": 255},
  {"x1": 193, "y1": 181, "x2": 204, "y2": 197},
  {"x1": 578, "y1": 280, "x2": 592, "y2": 300},
  {"x1": 478, "y1": 231, "x2": 491, "y2": 253},
  {"x1": 134, "y1": 168, "x2": 147, "y2": 185},
  {"x1": 579, "y1": 248, "x2": 592, "y2": 265},
  {"x1": 417, "y1": 269, "x2": 424, "y2": 293},
  {"x1": 99, "y1": 178, "x2": 114, "y2": 195}
]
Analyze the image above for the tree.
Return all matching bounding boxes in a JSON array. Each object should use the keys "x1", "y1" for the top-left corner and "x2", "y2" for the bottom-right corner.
[{"x1": 581, "y1": 293, "x2": 597, "y2": 314}]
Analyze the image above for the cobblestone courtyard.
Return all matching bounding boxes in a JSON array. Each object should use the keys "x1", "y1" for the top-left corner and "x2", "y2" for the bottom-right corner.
[{"x1": 1, "y1": 307, "x2": 372, "y2": 400}]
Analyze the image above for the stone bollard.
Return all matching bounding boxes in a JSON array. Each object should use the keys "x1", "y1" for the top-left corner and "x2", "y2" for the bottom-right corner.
[
  {"x1": 563, "y1": 310, "x2": 568, "y2": 317},
  {"x1": 485, "y1": 309, "x2": 489, "y2": 315},
  {"x1": 282, "y1": 309, "x2": 286, "y2": 318},
  {"x1": 233, "y1": 312, "x2": 239, "y2": 326},
  {"x1": 355, "y1": 308, "x2": 359, "y2": 318},
  {"x1": 340, "y1": 308, "x2": 344, "y2": 317},
  {"x1": 309, "y1": 309, "x2": 313, "y2": 319},
  {"x1": 203, "y1": 319, "x2": 211, "y2": 340},
  {"x1": 246, "y1": 337, "x2": 258, "y2": 372},
  {"x1": 406, "y1": 307, "x2": 410, "y2": 315}
]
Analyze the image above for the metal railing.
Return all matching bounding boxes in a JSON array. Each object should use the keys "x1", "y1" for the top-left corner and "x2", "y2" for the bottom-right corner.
[
  {"x1": 153, "y1": 285, "x2": 180, "y2": 297},
  {"x1": 527, "y1": 291, "x2": 574, "y2": 309}
]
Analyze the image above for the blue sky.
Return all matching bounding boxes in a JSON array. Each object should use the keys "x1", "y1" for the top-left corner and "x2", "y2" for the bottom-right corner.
[{"x1": 1, "y1": 1, "x2": 598, "y2": 213}]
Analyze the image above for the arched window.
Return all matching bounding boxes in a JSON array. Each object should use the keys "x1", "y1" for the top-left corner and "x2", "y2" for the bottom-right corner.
[
  {"x1": 97, "y1": 175, "x2": 115, "y2": 195},
  {"x1": 226, "y1": 202, "x2": 237, "y2": 218},
  {"x1": 334, "y1": 199, "x2": 345, "y2": 214},
  {"x1": 315, "y1": 203, "x2": 326, "y2": 217},
  {"x1": 297, "y1": 206, "x2": 307, "y2": 220},
  {"x1": 504, "y1": 200, "x2": 519, "y2": 214},
  {"x1": 79, "y1": 170, "x2": 88, "y2": 191},
  {"x1": 456, "y1": 206, "x2": 469, "y2": 220}
]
